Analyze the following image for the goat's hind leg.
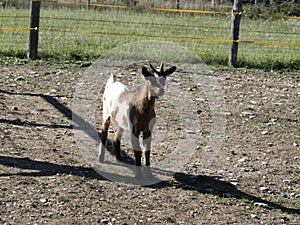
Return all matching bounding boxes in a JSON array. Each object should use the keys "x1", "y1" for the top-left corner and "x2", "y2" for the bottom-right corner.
[
  {"x1": 131, "y1": 129, "x2": 143, "y2": 178},
  {"x1": 98, "y1": 117, "x2": 111, "y2": 162}
]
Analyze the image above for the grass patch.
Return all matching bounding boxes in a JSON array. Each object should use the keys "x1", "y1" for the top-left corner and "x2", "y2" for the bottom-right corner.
[{"x1": 0, "y1": 6, "x2": 299, "y2": 71}]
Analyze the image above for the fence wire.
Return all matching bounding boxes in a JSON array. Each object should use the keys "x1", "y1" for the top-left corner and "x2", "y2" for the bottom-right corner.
[{"x1": 0, "y1": 0, "x2": 299, "y2": 68}]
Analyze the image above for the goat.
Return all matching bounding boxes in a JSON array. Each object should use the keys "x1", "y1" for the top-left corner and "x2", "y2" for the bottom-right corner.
[{"x1": 98, "y1": 63, "x2": 176, "y2": 177}]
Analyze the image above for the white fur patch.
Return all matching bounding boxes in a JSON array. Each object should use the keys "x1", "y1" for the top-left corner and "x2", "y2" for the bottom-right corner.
[
  {"x1": 102, "y1": 78, "x2": 131, "y2": 131},
  {"x1": 154, "y1": 73, "x2": 165, "y2": 90}
]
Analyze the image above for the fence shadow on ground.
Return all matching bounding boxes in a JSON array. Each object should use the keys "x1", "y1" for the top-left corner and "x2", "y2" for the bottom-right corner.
[
  {"x1": 0, "y1": 155, "x2": 299, "y2": 215},
  {"x1": 155, "y1": 173, "x2": 300, "y2": 215},
  {"x1": 0, "y1": 89, "x2": 99, "y2": 140}
]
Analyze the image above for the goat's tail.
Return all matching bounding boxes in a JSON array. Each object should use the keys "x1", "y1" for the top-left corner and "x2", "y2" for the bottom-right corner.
[{"x1": 105, "y1": 74, "x2": 114, "y2": 90}]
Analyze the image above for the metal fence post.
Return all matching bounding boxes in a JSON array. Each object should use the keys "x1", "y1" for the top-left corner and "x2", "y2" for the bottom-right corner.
[
  {"x1": 176, "y1": 0, "x2": 179, "y2": 9},
  {"x1": 228, "y1": 0, "x2": 242, "y2": 67},
  {"x1": 28, "y1": 0, "x2": 41, "y2": 60}
]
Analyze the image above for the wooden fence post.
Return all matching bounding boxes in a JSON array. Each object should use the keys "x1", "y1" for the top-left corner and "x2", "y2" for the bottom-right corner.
[
  {"x1": 228, "y1": 0, "x2": 242, "y2": 67},
  {"x1": 28, "y1": 0, "x2": 41, "y2": 60}
]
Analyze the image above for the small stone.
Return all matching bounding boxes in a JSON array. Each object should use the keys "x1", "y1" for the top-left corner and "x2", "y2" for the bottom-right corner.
[
  {"x1": 254, "y1": 202, "x2": 270, "y2": 208},
  {"x1": 251, "y1": 214, "x2": 259, "y2": 219},
  {"x1": 186, "y1": 130, "x2": 195, "y2": 134},
  {"x1": 15, "y1": 76, "x2": 25, "y2": 81},
  {"x1": 241, "y1": 111, "x2": 256, "y2": 118},
  {"x1": 238, "y1": 157, "x2": 248, "y2": 162},
  {"x1": 203, "y1": 146, "x2": 213, "y2": 152},
  {"x1": 101, "y1": 219, "x2": 110, "y2": 224},
  {"x1": 230, "y1": 182, "x2": 238, "y2": 186},
  {"x1": 293, "y1": 142, "x2": 298, "y2": 147},
  {"x1": 259, "y1": 187, "x2": 269, "y2": 191},
  {"x1": 261, "y1": 130, "x2": 268, "y2": 135},
  {"x1": 156, "y1": 126, "x2": 166, "y2": 130},
  {"x1": 40, "y1": 198, "x2": 47, "y2": 203},
  {"x1": 11, "y1": 106, "x2": 19, "y2": 111}
]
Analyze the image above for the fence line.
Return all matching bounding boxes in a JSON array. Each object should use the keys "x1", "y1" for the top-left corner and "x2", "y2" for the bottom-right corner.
[
  {"x1": 15, "y1": 0, "x2": 299, "y2": 19},
  {"x1": 1, "y1": 26, "x2": 299, "y2": 48},
  {"x1": 1, "y1": 15, "x2": 299, "y2": 36},
  {"x1": 44, "y1": 0, "x2": 300, "y2": 19}
]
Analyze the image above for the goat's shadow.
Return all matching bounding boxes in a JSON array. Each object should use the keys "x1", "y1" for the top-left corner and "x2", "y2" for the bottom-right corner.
[{"x1": 0, "y1": 155, "x2": 299, "y2": 215}]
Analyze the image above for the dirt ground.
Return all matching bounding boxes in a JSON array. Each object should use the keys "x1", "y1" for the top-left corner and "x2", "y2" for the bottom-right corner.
[{"x1": 0, "y1": 62, "x2": 299, "y2": 224}]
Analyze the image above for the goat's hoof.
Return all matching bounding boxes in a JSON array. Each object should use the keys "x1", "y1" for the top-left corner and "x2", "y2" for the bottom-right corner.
[
  {"x1": 98, "y1": 153, "x2": 105, "y2": 163},
  {"x1": 116, "y1": 156, "x2": 123, "y2": 162}
]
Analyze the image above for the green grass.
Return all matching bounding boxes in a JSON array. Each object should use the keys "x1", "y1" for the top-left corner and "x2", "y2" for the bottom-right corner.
[{"x1": 0, "y1": 6, "x2": 299, "y2": 71}]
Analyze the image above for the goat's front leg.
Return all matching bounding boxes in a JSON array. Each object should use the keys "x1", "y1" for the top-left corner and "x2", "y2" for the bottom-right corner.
[
  {"x1": 142, "y1": 129, "x2": 151, "y2": 166},
  {"x1": 113, "y1": 127, "x2": 123, "y2": 161},
  {"x1": 131, "y1": 128, "x2": 142, "y2": 178},
  {"x1": 143, "y1": 129, "x2": 153, "y2": 178}
]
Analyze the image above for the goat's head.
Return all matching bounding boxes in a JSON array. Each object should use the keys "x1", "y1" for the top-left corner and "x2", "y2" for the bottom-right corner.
[{"x1": 142, "y1": 63, "x2": 176, "y2": 99}]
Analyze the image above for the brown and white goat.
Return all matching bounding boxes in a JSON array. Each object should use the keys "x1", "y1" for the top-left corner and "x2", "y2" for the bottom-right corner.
[{"x1": 98, "y1": 63, "x2": 176, "y2": 177}]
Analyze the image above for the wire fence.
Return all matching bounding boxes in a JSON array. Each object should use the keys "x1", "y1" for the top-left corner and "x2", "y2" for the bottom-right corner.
[{"x1": 0, "y1": 0, "x2": 299, "y2": 69}]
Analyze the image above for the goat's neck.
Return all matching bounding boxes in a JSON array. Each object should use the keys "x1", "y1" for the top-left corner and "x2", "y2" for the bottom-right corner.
[{"x1": 137, "y1": 82, "x2": 156, "y2": 112}]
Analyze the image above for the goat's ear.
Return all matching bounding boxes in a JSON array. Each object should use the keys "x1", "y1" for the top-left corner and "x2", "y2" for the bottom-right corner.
[
  {"x1": 164, "y1": 66, "x2": 176, "y2": 76},
  {"x1": 142, "y1": 66, "x2": 152, "y2": 77},
  {"x1": 149, "y1": 63, "x2": 156, "y2": 73}
]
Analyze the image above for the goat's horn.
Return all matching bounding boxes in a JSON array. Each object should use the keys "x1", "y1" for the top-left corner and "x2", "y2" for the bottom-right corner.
[{"x1": 159, "y1": 63, "x2": 164, "y2": 72}]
